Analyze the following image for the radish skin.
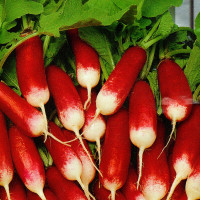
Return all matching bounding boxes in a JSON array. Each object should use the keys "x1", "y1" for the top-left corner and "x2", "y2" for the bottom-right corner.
[
  {"x1": 67, "y1": 29, "x2": 100, "y2": 110},
  {"x1": 0, "y1": 112, "x2": 13, "y2": 200},
  {"x1": 46, "y1": 166, "x2": 87, "y2": 200},
  {"x1": 96, "y1": 46, "x2": 146, "y2": 116},
  {"x1": 9, "y1": 126, "x2": 46, "y2": 200},
  {"x1": 166, "y1": 105, "x2": 200, "y2": 200},
  {"x1": 99, "y1": 108, "x2": 131, "y2": 200},
  {"x1": 157, "y1": 59, "x2": 193, "y2": 153},
  {"x1": 78, "y1": 87, "x2": 106, "y2": 164},
  {"x1": 129, "y1": 81, "x2": 157, "y2": 188}
]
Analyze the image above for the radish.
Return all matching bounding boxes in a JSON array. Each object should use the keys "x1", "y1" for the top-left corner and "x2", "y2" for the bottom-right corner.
[
  {"x1": 46, "y1": 65, "x2": 99, "y2": 173},
  {"x1": 96, "y1": 46, "x2": 146, "y2": 116},
  {"x1": 157, "y1": 59, "x2": 193, "y2": 153},
  {"x1": 0, "y1": 175, "x2": 27, "y2": 200},
  {"x1": 63, "y1": 129, "x2": 96, "y2": 198},
  {"x1": 140, "y1": 120, "x2": 170, "y2": 200},
  {"x1": 27, "y1": 188, "x2": 58, "y2": 200},
  {"x1": 185, "y1": 157, "x2": 200, "y2": 200},
  {"x1": 9, "y1": 126, "x2": 46, "y2": 200},
  {"x1": 0, "y1": 112, "x2": 14, "y2": 200},
  {"x1": 99, "y1": 108, "x2": 131, "y2": 200},
  {"x1": 129, "y1": 80, "x2": 157, "y2": 188},
  {"x1": 166, "y1": 105, "x2": 200, "y2": 200},
  {"x1": 45, "y1": 122, "x2": 94, "y2": 200},
  {"x1": 67, "y1": 29, "x2": 100, "y2": 110},
  {"x1": 121, "y1": 164, "x2": 146, "y2": 200},
  {"x1": 78, "y1": 87, "x2": 106, "y2": 164},
  {"x1": 46, "y1": 166, "x2": 87, "y2": 200},
  {"x1": 16, "y1": 36, "x2": 50, "y2": 139},
  {"x1": 93, "y1": 180, "x2": 126, "y2": 200},
  {"x1": 0, "y1": 82, "x2": 65, "y2": 144}
]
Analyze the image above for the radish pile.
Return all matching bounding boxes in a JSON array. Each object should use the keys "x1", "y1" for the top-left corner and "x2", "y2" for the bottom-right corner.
[{"x1": 1, "y1": 8, "x2": 200, "y2": 200}]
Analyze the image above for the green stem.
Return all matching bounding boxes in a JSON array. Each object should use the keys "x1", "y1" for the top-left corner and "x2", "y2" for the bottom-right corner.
[
  {"x1": 67, "y1": 57, "x2": 76, "y2": 72},
  {"x1": 99, "y1": 58, "x2": 109, "y2": 80},
  {"x1": 22, "y1": 15, "x2": 29, "y2": 29},
  {"x1": 171, "y1": 27, "x2": 195, "y2": 35},
  {"x1": 165, "y1": 49, "x2": 191, "y2": 58},
  {"x1": 159, "y1": 40, "x2": 165, "y2": 60},
  {"x1": 142, "y1": 35, "x2": 163, "y2": 49},
  {"x1": 38, "y1": 148, "x2": 49, "y2": 168},
  {"x1": 43, "y1": 35, "x2": 51, "y2": 58},
  {"x1": 139, "y1": 49, "x2": 149, "y2": 80},
  {"x1": 0, "y1": 32, "x2": 40, "y2": 70},
  {"x1": 118, "y1": 36, "x2": 124, "y2": 53},
  {"x1": 193, "y1": 84, "x2": 200, "y2": 102}
]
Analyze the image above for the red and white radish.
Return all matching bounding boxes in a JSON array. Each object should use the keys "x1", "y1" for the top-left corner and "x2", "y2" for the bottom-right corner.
[
  {"x1": 45, "y1": 122, "x2": 94, "y2": 199},
  {"x1": 16, "y1": 36, "x2": 50, "y2": 139},
  {"x1": 0, "y1": 112, "x2": 14, "y2": 200},
  {"x1": 63, "y1": 129, "x2": 96, "y2": 199},
  {"x1": 99, "y1": 108, "x2": 131, "y2": 200},
  {"x1": 166, "y1": 105, "x2": 200, "y2": 200},
  {"x1": 78, "y1": 87, "x2": 106, "y2": 164},
  {"x1": 129, "y1": 80, "x2": 157, "y2": 188},
  {"x1": 96, "y1": 46, "x2": 146, "y2": 116},
  {"x1": 0, "y1": 175, "x2": 27, "y2": 200},
  {"x1": 140, "y1": 120, "x2": 170, "y2": 200},
  {"x1": 157, "y1": 59, "x2": 193, "y2": 152},
  {"x1": 121, "y1": 164, "x2": 145, "y2": 200},
  {"x1": 9, "y1": 126, "x2": 46, "y2": 200},
  {"x1": 46, "y1": 166, "x2": 87, "y2": 200},
  {"x1": 67, "y1": 29, "x2": 100, "y2": 109},
  {"x1": 93, "y1": 180, "x2": 126, "y2": 200}
]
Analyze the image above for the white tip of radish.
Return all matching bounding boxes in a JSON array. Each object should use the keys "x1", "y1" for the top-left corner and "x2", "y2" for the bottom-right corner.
[
  {"x1": 37, "y1": 190, "x2": 47, "y2": 200},
  {"x1": 137, "y1": 147, "x2": 145, "y2": 190},
  {"x1": 96, "y1": 91, "x2": 118, "y2": 115},
  {"x1": 111, "y1": 189, "x2": 116, "y2": 200},
  {"x1": 142, "y1": 177, "x2": 167, "y2": 200},
  {"x1": 26, "y1": 87, "x2": 50, "y2": 107},
  {"x1": 186, "y1": 175, "x2": 200, "y2": 200},
  {"x1": 83, "y1": 86, "x2": 92, "y2": 110},
  {"x1": 4, "y1": 184, "x2": 11, "y2": 200}
]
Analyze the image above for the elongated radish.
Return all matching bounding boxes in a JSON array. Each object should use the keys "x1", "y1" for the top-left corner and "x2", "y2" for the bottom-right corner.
[
  {"x1": 93, "y1": 181, "x2": 126, "y2": 200},
  {"x1": 166, "y1": 105, "x2": 200, "y2": 200},
  {"x1": 27, "y1": 188, "x2": 58, "y2": 200},
  {"x1": 9, "y1": 126, "x2": 46, "y2": 200},
  {"x1": 0, "y1": 112, "x2": 13, "y2": 200},
  {"x1": 78, "y1": 87, "x2": 106, "y2": 164},
  {"x1": 46, "y1": 166, "x2": 87, "y2": 200},
  {"x1": 16, "y1": 36, "x2": 50, "y2": 139},
  {"x1": 129, "y1": 80, "x2": 157, "y2": 188},
  {"x1": 121, "y1": 164, "x2": 146, "y2": 200},
  {"x1": 46, "y1": 65, "x2": 98, "y2": 173},
  {"x1": 0, "y1": 175, "x2": 26, "y2": 200},
  {"x1": 157, "y1": 59, "x2": 193, "y2": 153},
  {"x1": 45, "y1": 122, "x2": 94, "y2": 200},
  {"x1": 63, "y1": 129, "x2": 96, "y2": 198},
  {"x1": 99, "y1": 108, "x2": 131, "y2": 200},
  {"x1": 185, "y1": 157, "x2": 200, "y2": 200},
  {"x1": 140, "y1": 120, "x2": 170, "y2": 200},
  {"x1": 96, "y1": 46, "x2": 146, "y2": 116},
  {"x1": 67, "y1": 29, "x2": 100, "y2": 109}
]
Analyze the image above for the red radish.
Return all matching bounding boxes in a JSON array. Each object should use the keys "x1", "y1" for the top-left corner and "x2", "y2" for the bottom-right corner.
[
  {"x1": 16, "y1": 36, "x2": 50, "y2": 136},
  {"x1": 46, "y1": 65, "x2": 98, "y2": 173},
  {"x1": 166, "y1": 105, "x2": 200, "y2": 200},
  {"x1": 67, "y1": 29, "x2": 100, "y2": 109},
  {"x1": 63, "y1": 129, "x2": 96, "y2": 198},
  {"x1": 27, "y1": 188, "x2": 58, "y2": 200},
  {"x1": 9, "y1": 126, "x2": 46, "y2": 200},
  {"x1": 0, "y1": 112, "x2": 14, "y2": 200},
  {"x1": 96, "y1": 46, "x2": 146, "y2": 116},
  {"x1": 129, "y1": 80, "x2": 157, "y2": 188},
  {"x1": 99, "y1": 108, "x2": 131, "y2": 200},
  {"x1": 157, "y1": 59, "x2": 193, "y2": 153},
  {"x1": 0, "y1": 175, "x2": 26, "y2": 200},
  {"x1": 121, "y1": 165, "x2": 145, "y2": 200},
  {"x1": 93, "y1": 181, "x2": 126, "y2": 200},
  {"x1": 78, "y1": 87, "x2": 106, "y2": 164},
  {"x1": 45, "y1": 122, "x2": 94, "y2": 199},
  {"x1": 140, "y1": 120, "x2": 170, "y2": 200},
  {"x1": 46, "y1": 166, "x2": 87, "y2": 200},
  {"x1": 185, "y1": 157, "x2": 200, "y2": 200}
]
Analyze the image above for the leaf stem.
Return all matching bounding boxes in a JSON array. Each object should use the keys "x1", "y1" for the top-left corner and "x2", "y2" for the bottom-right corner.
[
  {"x1": 142, "y1": 35, "x2": 163, "y2": 49},
  {"x1": 171, "y1": 27, "x2": 195, "y2": 35},
  {"x1": 159, "y1": 40, "x2": 165, "y2": 60},
  {"x1": 67, "y1": 57, "x2": 76, "y2": 72},
  {"x1": 99, "y1": 58, "x2": 109, "y2": 80},
  {"x1": 22, "y1": 15, "x2": 29, "y2": 30},
  {"x1": 193, "y1": 84, "x2": 200, "y2": 102},
  {"x1": 43, "y1": 35, "x2": 51, "y2": 58},
  {"x1": 165, "y1": 49, "x2": 191, "y2": 58}
]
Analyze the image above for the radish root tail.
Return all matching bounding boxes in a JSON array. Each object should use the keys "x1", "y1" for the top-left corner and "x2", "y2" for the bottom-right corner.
[
  {"x1": 37, "y1": 190, "x2": 47, "y2": 200},
  {"x1": 4, "y1": 184, "x2": 11, "y2": 200},
  {"x1": 110, "y1": 189, "x2": 116, "y2": 200},
  {"x1": 40, "y1": 104, "x2": 48, "y2": 143},
  {"x1": 96, "y1": 138, "x2": 101, "y2": 166},
  {"x1": 137, "y1": 147, "x2": 145, "y2": 190},
  {"x1": 84, "y1": 86, "x2": 92, "y2": 110}
]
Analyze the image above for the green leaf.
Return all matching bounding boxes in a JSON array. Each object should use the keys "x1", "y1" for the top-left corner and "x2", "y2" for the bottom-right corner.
[
  {"x1": 195, "y1": 12, "x2": 200, "y2": 42},
  {"x1": 184, "y1": 42, "x2": 200, "y2": 92},
  {"x1": 142, "y1": 0, "x2": 183, "y2": 17},
  {"x1": 175, "y1": 57, "x2": 188, "y2": 69}
]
